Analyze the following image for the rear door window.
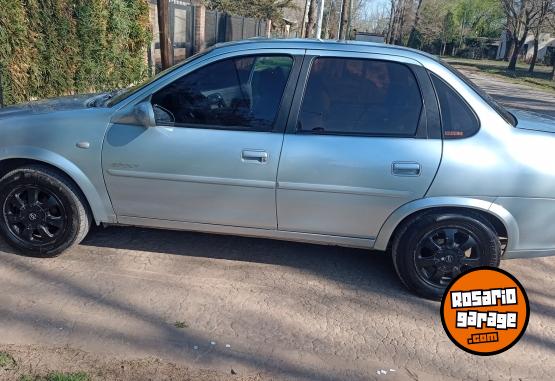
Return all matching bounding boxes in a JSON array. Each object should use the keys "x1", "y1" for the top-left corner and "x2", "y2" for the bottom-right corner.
[{"x1": 297, "y1": 57, "x2": 423, "y2": 136}]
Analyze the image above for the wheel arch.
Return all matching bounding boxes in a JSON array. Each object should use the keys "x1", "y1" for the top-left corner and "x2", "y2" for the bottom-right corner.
[
  {"x1": 0, "y1": 147, "x2": 113, "y2": 224},
  {"x1": 373, "y1": 197, "x2": 518, "y2": 253}
]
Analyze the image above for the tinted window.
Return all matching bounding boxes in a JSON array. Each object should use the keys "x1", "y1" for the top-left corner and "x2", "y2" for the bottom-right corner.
[
  {"x1": 298, "y1": 57, "x2": 423, "y2": 136},
  {"x1": 151, "y1": 55, "x2": 293, "y2": 131},
  {"x1": 431, "y1": 74, "x2": 480, "y2": 139}
]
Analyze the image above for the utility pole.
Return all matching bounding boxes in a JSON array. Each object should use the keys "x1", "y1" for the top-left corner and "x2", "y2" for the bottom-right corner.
[
  {"x1": 339, "y1": 0, "x2": 351, "y2": 40},
  {"x1": 316, "y1": 0, "x2": 325, "y2": 39},
  {"x1": 157, "y1": 0, "x2": 173, "y2": 69}
]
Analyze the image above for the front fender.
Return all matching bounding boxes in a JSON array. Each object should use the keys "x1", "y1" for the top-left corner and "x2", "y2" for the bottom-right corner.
[
  {"x1": 0, "y1": 146, "x2": 115, "y2": 224},
  {"x1": 372, "y1": 197, "x2": 519, "y2": 252}
]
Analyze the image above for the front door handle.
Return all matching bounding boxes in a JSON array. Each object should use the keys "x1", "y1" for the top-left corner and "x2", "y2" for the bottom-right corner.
[
  {"x1": 392, "y1": 162, "x2": 421, "y2": 176},
  {"x1": 241, "y1": 150, "x2": 268, "y2": 164}
]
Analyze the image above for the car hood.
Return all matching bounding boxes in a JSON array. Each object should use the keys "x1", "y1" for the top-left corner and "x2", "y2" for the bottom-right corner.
[
  {"x1": 0, "y1": 93, "x2": 104, "y2": 118},
  {"x1": 511, "y1": 108, "x2": 555, "y2": 133}
]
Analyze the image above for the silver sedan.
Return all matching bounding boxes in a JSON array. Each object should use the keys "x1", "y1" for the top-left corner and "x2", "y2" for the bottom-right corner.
[{"x1": 1, "y1": 39, "x2": 554, "y2": 299}]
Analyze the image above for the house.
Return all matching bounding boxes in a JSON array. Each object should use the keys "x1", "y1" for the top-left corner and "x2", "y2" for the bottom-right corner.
[
  {"x1": 354, "y1": 32, "x2": 385, "y2": 43},
  {"x1": 497, "y1": 30, "x2": 555, "y2": 63}
]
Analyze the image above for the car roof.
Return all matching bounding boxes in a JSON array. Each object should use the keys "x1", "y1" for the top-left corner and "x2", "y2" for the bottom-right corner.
[{"x1": 211, "y1": 38, "x2": 440, "y2": 63}]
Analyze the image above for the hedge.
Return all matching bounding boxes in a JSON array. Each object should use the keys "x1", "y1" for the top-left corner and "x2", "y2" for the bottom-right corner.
[{"x1": 0, "y1": 0, "x2": 151, "y2": 105}]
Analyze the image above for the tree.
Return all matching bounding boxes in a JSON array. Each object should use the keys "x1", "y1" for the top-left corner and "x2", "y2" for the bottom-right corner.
[
  {"x1": 407, "y1": 0, "x2": 424, "y2": 47},
  {"x1": 339, "y1": 0, "x2": 352, "y2": 39},
  {"x1": 528, "y1": 0, "x2": 554, "y2": 72},
  {"x1": 206, "y1": 0, "x2": 298, "y2": 25},
  {"x1": 416, "y1": 0, "x2": 452, "y2": 50},
  {"x1": 502, "y1": 0, "x2": 545, "y2": 71},
  {"x1": 441, "y1": 10, "x2": 458, "y2": 55},
  {"x1": 387, "y1": 0, "x2": 411, "y2": 45},
  {"x1": 305, "y1": 0, "x2": 317, "y2": 37}
]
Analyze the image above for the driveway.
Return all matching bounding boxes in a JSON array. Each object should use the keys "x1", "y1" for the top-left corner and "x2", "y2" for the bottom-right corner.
[
  {"x1": 1, "y1": 75, "x2": 555, "y2": 380},
  {"x1": 1, "y1": 226, "x2": 554, "y2": 380}
]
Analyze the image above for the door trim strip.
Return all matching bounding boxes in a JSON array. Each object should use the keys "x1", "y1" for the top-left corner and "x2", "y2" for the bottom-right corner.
[
  {"x1": 106, "y1": 169, "x2": 276, "y2": 189},
  {"x1": 277, "y1": 181, "x2": 412, "y2": 197}
]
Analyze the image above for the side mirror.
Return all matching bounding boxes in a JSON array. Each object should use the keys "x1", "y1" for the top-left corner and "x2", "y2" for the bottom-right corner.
[{"x1": 134, "y1": 101, "x2": 156, "y2": 128}]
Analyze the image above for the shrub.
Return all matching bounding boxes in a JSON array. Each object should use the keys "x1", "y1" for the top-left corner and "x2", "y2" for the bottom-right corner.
[{"x1": 0, "y1": 0, "x2": 151, "y2": 105}]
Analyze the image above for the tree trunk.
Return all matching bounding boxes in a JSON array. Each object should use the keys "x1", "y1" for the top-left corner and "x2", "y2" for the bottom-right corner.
[
  {"x1": 508, "y1": 26, "x2": 528, "y2": 71},
  {"x1": 504, "y1": 35, "x2": 514, "y2": 61},
  {"x1": 386, "y1": 0, "x2": 396, "y2": 44},
  {"x1": 395, "y1": 1, "x2": 407, "y2": 45},
  {"x1": 300, "y1": 0, "x2": 309, "y2": 37},
  {"x1": 305, "y1": 0, "x2": 317, "y2": 38},
  {"x1": 389, "y1": 0, "x2": 402, "y2": 44},
  {"x1": 529, "y1": 35, "x2": 539, "y2": 73},
  {"x1": 339, "y1": 0, "x2": 351, "y2": 40},
  {"x1": 157, "y1": 0, "x2": 173, "y2": 69},
  {"x1": 407, "y1": 0, "x2": 423, "y2": 48},
  {"x1": 552, "y1": 55, "x2": 555, "y2": 81}
]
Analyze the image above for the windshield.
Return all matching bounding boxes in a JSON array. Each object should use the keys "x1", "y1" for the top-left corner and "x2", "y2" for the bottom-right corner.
[
  {"x1": 106, "y1": 49, "x2": 213, "y2": 107},
  {"x1": 439, "y1": 59, "x2": 517, "y2": 127}
]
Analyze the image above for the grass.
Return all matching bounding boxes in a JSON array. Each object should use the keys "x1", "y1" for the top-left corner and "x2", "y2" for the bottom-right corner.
[
  {"x1": 18, "y1": 372, "x2": 90, "y2": 381},
  {"x1": 0, "y1": 351, "x2": 17, "y2": 370},
  {"x1": 443, "y1": 57, "x2": 555, "y2": 93}
]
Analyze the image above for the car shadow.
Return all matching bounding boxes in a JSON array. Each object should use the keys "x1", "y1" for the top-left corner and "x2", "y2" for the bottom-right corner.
[{"x1": 80, "y1": 225, "x2": 408, "y2": 296}]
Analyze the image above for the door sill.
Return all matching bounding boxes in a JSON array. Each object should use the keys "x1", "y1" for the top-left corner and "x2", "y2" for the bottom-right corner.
[{"x1": 116, "y1": 216, "x2": 375, "y2": 249}]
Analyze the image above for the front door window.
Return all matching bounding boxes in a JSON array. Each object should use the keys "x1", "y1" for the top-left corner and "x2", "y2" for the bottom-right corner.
[{"x1": 151, "y1": 55, "x2": 294, "y2": 131}]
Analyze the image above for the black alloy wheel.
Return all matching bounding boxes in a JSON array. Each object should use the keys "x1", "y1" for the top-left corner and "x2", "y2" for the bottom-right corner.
[
  {"x1": 414, "y1": 226, "x2": 481, "y2": 288},
  {"x1": 3, "y1": 185, "x2": 67, "y2": 246},
  {"x1": 392, "y1": 212, "x2": 501, "y2": 300},
  {"x1": 0, "y1": 165, "x2": 90, "y2": 257}
]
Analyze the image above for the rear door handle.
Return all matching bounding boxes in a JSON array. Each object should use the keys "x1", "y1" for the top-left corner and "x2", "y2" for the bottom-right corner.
[
  {"x1": 241, "y1": 150, "x2": 268, "y2": 164},
  {"x1": 392, "y1": 162, "x2": 421, "y2": 176}
]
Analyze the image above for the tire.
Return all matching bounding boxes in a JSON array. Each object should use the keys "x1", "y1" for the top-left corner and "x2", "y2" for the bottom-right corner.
[
  {"x1": 0, "y1": 165, "x2": 91, "y2": 257},
  {"x1": 392, "y1": 211, "x2": 501, "y2": 300}
]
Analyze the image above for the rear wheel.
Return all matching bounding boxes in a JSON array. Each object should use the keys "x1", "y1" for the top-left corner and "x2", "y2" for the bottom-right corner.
[
  {"x1": 0, "y1": 165, "x2": 90, "y2": 257},
  {"x1": 392, "y1": 212, "x2": 501, "y2": 300}
]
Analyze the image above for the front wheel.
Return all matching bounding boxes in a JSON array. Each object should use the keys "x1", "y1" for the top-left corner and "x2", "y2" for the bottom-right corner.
[
  {"x1": 0, "y1": 165, "x2": 91, "y2": 257},
  {"x1": 392, "y1": 212, "x2": 501, "y2": 300}
]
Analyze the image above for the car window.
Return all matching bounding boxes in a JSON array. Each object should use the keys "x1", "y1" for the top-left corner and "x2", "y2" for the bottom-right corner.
[
  {"x1": 151, "y1": 55, "x2": 293, "y2": 131},
  {"x1": 430, "y1": 73, "x2": 480, "y2": 139},
  {"x1": 297, "y1": 57, "x2": 423, "y2": 136}
]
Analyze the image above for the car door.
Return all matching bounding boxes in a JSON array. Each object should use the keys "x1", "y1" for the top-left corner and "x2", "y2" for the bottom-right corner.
[
  {"x1": 102, "y1": 50, "x2": 302, "y2": 229},
  {"x1": 276, "y1": 50, "x2": 443, "y2": 239}
]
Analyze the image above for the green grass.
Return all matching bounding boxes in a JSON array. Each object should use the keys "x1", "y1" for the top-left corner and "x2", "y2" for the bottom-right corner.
[
  {"x1": 443, "y1": 57, "x2": 555, "y2": 93},
  {"x1": 19, "y1": 372, "x2": 90, "y2": 381},
  {"x1": 0, "y1": 351, "x2": 16, "y2": 370}
]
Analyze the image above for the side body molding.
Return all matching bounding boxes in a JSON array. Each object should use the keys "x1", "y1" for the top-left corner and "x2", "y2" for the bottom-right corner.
[
  {"x1": 0, "y1": 146, "x2": 115, "y2": 224},
  {"x1": 372, "y1": 197, "x2": 519, "y2": 252}
]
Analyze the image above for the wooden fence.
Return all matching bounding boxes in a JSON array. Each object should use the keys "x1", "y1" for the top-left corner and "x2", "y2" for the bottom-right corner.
[{"x1": 148, "y1": 1, "x2": 271, "y2": 73}]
